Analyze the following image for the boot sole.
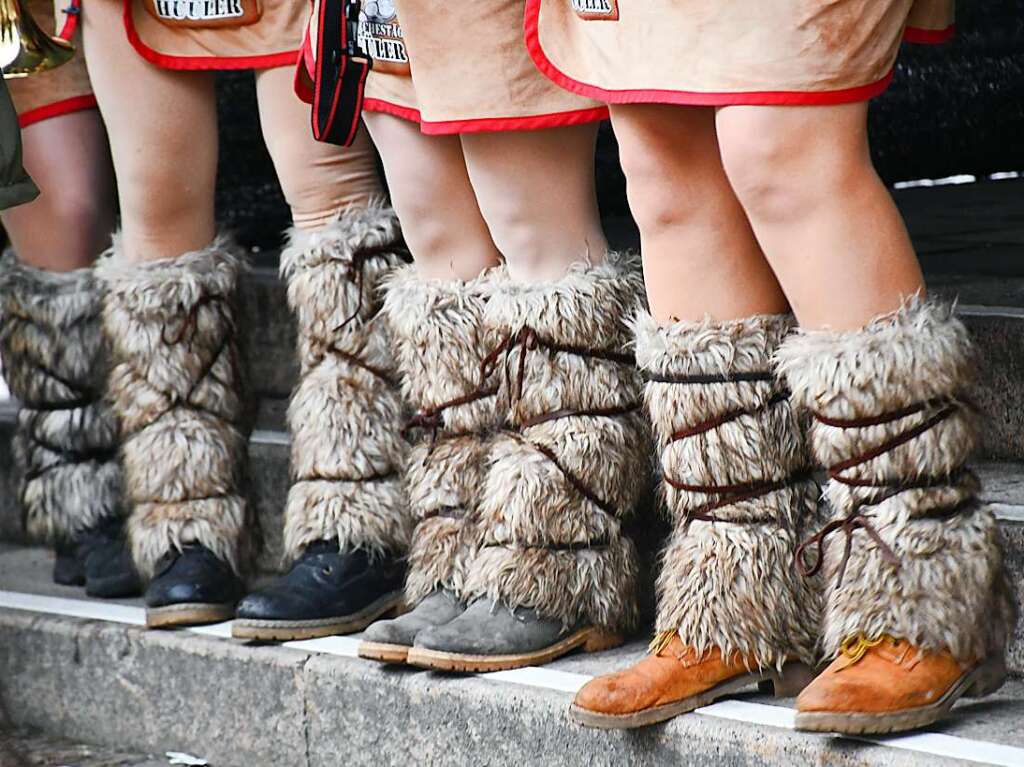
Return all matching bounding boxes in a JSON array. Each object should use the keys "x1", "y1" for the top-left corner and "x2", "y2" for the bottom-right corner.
[
  {"x1": 794, "y1": 656, "x2": 1007, "y2": 735},
  {"x1": 570, "y1": 661, "x2": 816, "y2": 730},
  {"x1": 358, "y1": 641, "x2": 411, "y2": 664},
  {"x1": 406, "y1": 627, "x2": 623, "y2": 673},
  {"x1": 146, "y1": 602, "x2": 236, "y2": 629},
  {"x1": 231, "y1": 592, "x2": 403, "y2": 642}
]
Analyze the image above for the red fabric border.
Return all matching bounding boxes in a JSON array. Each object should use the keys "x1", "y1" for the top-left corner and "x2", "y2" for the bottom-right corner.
[
  {"x1": 903, "y1": 24, "x2": 956, "y2": 44},
  {"x1": 362, "y1": 96, "x2": 606, "y2": 134},
  {"x1": 18, "y1": 95, "x2": 98, "y2": 128},
  {"x1": 418, "y1": 106, "x2": 609, "y2": 135},
  {"x1": 363, "y1": 98, "x2": 422, "y2": 123},
  {"x1": 524, "y1": 0, "x2": 899, "y2": 107},
  {"x1": 122, "y1": 0, "x2": 300, "y2": 71}
]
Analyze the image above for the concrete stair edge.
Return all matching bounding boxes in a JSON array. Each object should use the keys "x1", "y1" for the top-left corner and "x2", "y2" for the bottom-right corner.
[{"x1": 2, "y1": 602, "x2": 1022, "y2": 767}]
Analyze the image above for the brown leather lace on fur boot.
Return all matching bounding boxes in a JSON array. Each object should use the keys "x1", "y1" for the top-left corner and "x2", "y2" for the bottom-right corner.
[
  {"x1": 571, "y1": 313, "x2": 821, "y2": 729},
  {"x1": 358, "y1": 264, "x2": 505, "y2": 663},
  {"x1": 406, "y1": 252, "x2": 648, "y2": 672},
  {"x1": 777, "y1": 299, "x2": 1016, "y2": 735}
]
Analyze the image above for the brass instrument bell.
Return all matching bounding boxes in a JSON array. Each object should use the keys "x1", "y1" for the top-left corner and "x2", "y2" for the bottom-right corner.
[{"x1": 1, "y1": 0, "x2": 75, "y2": 78}]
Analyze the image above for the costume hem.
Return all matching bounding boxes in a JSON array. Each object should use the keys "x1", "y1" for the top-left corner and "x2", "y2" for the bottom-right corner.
[
  {"x1": 363, "y1": 97, "x2": 606, "y2": 134},
  {"x1": 903, "y1": 24, "x2": 956, "y2": 44},
  {"x1": 363, "y1": 98, "x2": 423, "y2": 123},
  {"x1": 18, "y1": 95, "x2": 98, "y2": 128},
  {"x1": 123, "y1": 0, "x2": 299, "y2": 71},
  {"x1": 524, "y1": 0, "x2": 897, "y2": 107}
]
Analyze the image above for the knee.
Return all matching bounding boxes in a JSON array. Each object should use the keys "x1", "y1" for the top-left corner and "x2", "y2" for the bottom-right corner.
[
  {"x1": 718, "y1": 111, "x2": 867, "y2": 223},
  {"x1": 617, "y1": 135, "x2": 709, "y2": 235}
]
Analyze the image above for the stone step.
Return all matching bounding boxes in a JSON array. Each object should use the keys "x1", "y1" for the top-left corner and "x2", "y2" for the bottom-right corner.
[
  {"x1": 233, "y1": 262, "x2": 1024, "y2": 458},
  {"x1": 0, "y1": 550, "x2": 1022, "y2": 767},
  {"x1": 1, "y1": 406, "x2": 1022, "y2": 673}
]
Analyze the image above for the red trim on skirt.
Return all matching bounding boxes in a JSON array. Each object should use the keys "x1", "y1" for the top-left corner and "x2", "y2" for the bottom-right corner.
[
  {"x1": 363, "y1": 97, "x2": 607, "y2": 134},
  {"x1": 18, "y1": 95, "x2": 98, "y2": 128},
  {"x1": 524, "y1": 0, "x2": 934, "y2": 107},
  {"x1": 903, "y1": 24, "x2": 956, "y2": 44},
  {"x1": 122, "y1": 0, "x2": 300, "y2": 70},
  {"x1": 363, "y1": 98, "x2": 423, "y2": 123}
]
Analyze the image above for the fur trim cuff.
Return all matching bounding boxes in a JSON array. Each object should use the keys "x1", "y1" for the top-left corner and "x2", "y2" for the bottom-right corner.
[
  {"x1": 464, "y1": 535, "x2": 641, "y2": 632},
  {"x1": 636, "y1": 311, "x2": 820, "y2": 666},
  {"x1": 0, "y1": 254, "x2": 123, "y2": 541},
  {"x1": 776, "y1": 299, "x2": 1015, "y2": 661},
  {"x1": 281, "y1": 212, "x2": 411, "y2": 560},
  {"x1": 102, "y1": 238, "x2": 250, "y2": 577}
]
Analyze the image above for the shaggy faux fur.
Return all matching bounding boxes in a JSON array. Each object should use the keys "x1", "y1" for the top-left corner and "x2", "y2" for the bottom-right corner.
[
  {"x1": 635, "y1": 311, "x2": 820, "y2": 669},
  {"x1": 0, "y1": 253, "x2": 122, "y2": 541},
  {"x1": 776, "y1": 299, "x2": 1017, "y2": 662},
  {"x1": 383, "y1": 266, "x2": 503, "y2": 603},
  {"x1": 464, "y1": 253, "x2": 647, "y2": 632},
  {"x1": 97, "y1": 238, "x2": 249, "y2": 579},
  {"x1": 281, "y1": 208, "x2": 412, "y2": 561}
]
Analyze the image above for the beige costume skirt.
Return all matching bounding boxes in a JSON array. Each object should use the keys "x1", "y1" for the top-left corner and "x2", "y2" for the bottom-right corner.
[
  {"x1": 525, "y1": 0, "x2": 955, "y2": 105},
  {"x1": 7, "y1": 0, "x2": 95, "y2": 126},
  {"x1": 120, "y1": 0, "x2": 306, "y2": 70},
  {"x1": 298, "y1": 0, "x2": 607, "y2": 134}
]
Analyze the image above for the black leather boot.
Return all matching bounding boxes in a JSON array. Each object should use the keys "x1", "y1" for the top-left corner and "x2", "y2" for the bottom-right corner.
[
  {"x1": 84, "y1": 538, "x2": 142, "y2": 599},
  {"x1": 232, "y1": 541, "x2": 405, "y2": 642},
  {"x1": 52, "y1": 517, "x2": 141, "y2": 599},
  {"x1": 52, "y1": 539, "x2": 86, "y2": 587},
  {"x1": 145, "y1": 544, "x2": 245, "y2": 629}
]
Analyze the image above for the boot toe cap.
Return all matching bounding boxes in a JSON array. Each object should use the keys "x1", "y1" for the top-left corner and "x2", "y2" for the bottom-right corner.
[
  {"x1": 235, "y1": 591, "x2": 297, "y2": 621},
  {"x1": 574, "y1": 673, "x2": 652, "y2": 716},
  {"x1": 363, "y1": 617, "x2": 416, "y2": 646}
]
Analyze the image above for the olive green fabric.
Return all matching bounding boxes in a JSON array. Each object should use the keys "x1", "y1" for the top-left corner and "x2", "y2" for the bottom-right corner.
[{"x1": 0, "y1": 78, "x2": 38, "y2": 211}]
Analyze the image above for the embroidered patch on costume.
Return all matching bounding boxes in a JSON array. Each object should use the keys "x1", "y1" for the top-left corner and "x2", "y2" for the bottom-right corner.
[
  {"x1": 359, "y1": 1, "x2": 411, "y2": 76},
  {"x1": 571, "y1": 0, "x2": 619, "y2": 21},
  {"x1": 146, "y1": 0, "x2": 261, "y2": 28}
]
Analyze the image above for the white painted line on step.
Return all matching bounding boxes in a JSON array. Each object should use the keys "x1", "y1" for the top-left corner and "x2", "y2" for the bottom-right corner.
[
  {"x1": 957, "y1": 305, "x2": 1024, "y2": 320},
  {"x1": 485, "y1": 667, "x2": 592, "y2": 695},
  {"x1": 3, "y1": 589, "x2": 1024, "y2": 766},
  {"x1": 863, "y1": 731, "x2": 1024, "y2": 767},
  {"x1": 0, "y1": 590, "x2": 146, "y2": 625},
  {"x1": 189, "y1": 621, "x2": 235, "y2": 638},
  {"x1": 250, "y1": 429, "x2": 290, "y2": 447},
  {"x1": 694, "y1": 699, "x2": 796, "y2": 728},
  {"x1": 990, "y1": 504, "x2": 1024, "y2": 523},
  {"x1": 282, "y1": 635, "x2": 361, "y2": 658}
]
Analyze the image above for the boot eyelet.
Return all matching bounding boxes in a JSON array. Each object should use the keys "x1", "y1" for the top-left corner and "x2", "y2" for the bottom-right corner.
[{"x1": 322, "y1": 566, "x2": 333, "y2": 575}]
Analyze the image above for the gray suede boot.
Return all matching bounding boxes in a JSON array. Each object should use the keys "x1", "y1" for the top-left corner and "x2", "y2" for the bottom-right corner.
[
  {"x1": 359, "y1": 266, "x2": 503, "y2": 663},
  {"x1": 407, "y1": 253, "x2": 648, "y2": 673}
]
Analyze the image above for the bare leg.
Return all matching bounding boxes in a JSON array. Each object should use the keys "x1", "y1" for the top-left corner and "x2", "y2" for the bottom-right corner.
[
  {"x1": 459, "y1": 124, "x2": 606, "y2": 283},
  {"x1": 364, "y1": 112, "x2": 501, "y2": 280},
  {"x1": 1, "y1": 110, "x2": 115, "y2": 270},
  {"x1": 717, "y1": 102, "x2": 923, "y2": 330},
  {"x1": 254, "y1": 66, "x2": 384, "y2": 230},
  {"x1": 609, "y1": 104, "x2": 787, "y2": 323},
  {"x1": 82, "y1": 0, "x2": 218, "y2": 262}
]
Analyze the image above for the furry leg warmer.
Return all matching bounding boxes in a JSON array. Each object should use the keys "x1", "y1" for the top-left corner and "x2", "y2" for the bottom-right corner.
[
  {"x1": 776, "y1": 300, "x2": 1017, "y2": 663},
  {"x1": 0, "y1": 253, "x2": 122, "y2": 542},
  {"x1": 280, "y1": 207, "x2": 411, "y2": 562},
  {"x1": 463, "y1": 253, "x2": 648, "y2": 633},
  {"x1": 635, "y1": 312, "x2": 820, "y2": 669},
  {"x1": 97, "y1": 237, "x2": 250, "y2": 579},
  {"x1": 383, "y1": 265, "x2": 503, "y2": 605}
]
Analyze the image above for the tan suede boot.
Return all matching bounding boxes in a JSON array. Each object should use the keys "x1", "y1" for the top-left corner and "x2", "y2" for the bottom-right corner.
[
  {"x1": 777, "y1": 300, "x2": 1016, "y2": 735},
  {"x1": 571, "y1": 313, "x2": 820, "y2": 729}
]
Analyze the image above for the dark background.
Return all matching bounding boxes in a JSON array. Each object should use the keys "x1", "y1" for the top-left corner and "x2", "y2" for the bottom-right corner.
[{"x1": 214, "y1": 1, "x2": 1024, "y2": 249}]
